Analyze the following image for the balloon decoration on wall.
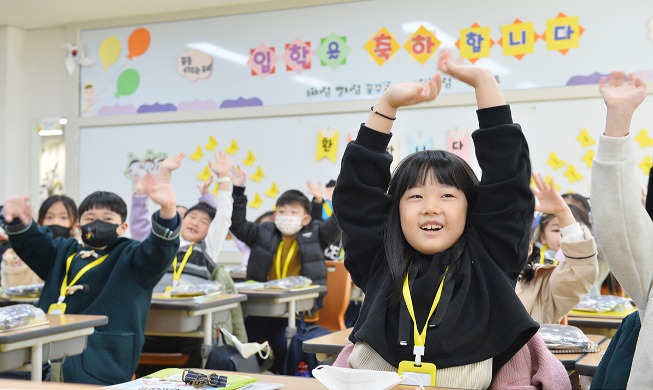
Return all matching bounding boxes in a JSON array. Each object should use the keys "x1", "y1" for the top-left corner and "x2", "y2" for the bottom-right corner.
[
  {"x1": 99, "y1": 36, "x2": 122, "y2": 70},
  {"x1": 127, "y1": 28, "x2": 151, "y2": 60},
  {"x1": 115, "y1": 69, "x2": 140, "y2": 98}
]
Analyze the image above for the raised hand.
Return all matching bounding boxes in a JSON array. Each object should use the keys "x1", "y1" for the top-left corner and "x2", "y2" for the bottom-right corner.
[
  {"x1": 160, "y1": 152, "x2": 185, "y2": 180},
  {"x1": 531, "y1": 173, "x2": 567, "y2": 216},
  {"x1": 231, "y1": 165, "x2": 247, "y2": 188},
  {"x1": 600, "y1": 72, "x2": 647, "y2": 137},
  {"x1": 306, "y1": 181, "x2": 323, "y2": 202},
  {"x1": 599, "y1": 72, "x2": 647, "y2": 112},
  {"x1": 209, "y1": 151, "x2": 232, "y2": 179},
  {"x1": 1, "y1": 196, "x2": 34, "y2": 226},
  {"x1": 382, "y1": 73, "x2": 442, "y2": 110},
  {"x1": 146, "y1": 176, "x2": 177, "y2": 219},
  {"x1": 198, "y1": 175, "x2": 214, "y2": 196},
  {"x1": 438, "y1": 49, "x2": 504, "y2": 109}
]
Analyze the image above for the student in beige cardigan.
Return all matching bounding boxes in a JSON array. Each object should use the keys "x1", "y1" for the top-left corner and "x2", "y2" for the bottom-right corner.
[{"x1": 516, "y1": 173, "x2": 598, "y2": 324}]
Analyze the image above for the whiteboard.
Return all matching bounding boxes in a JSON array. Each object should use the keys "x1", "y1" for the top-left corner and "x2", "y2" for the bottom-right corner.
[
  {"x1": 78, "y1": 0, "x2": 653, "y2": 117},
  {"x1": 79, "y1": 95, "x2": 653, "y2": 245}
]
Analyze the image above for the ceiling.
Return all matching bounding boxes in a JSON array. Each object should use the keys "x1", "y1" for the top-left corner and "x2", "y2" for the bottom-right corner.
[{"x1": 0, "y1": 0, "x2": 333, "y2": 30}]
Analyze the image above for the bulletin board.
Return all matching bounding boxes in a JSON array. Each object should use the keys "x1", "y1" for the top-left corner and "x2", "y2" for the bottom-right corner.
[
  {"x1": 79, "y1": 95, "x2": 653, "y2": 243},
  {"x1": 78, "y1": 0, "x2": 653, "y2": 117}
]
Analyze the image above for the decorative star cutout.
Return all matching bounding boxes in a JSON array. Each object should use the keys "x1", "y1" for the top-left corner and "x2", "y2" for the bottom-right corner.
[
  {"x1": 196, "y1": 166, "x2": 211, "y2": 182},
  {"x1": 576, "y1": 129, "x2": 596, "y2": 148},
  {"x1": 248, "y1": 193, "x2": 263, "y2": 209},
  {"x1": 546, "y1": 152, "x2": 566, "y2": 170},
  {"x1": 563, "y1": 164, "x2": 583, "y2": 183},
  {"x1": 639, "y1": 156, "x2": 652, "y2": 175},
  {"x1": 189, "y1": 146, "x2": 204, "y2": 162},
  {"x1": 225, "y1": 139, "x2": 240, "y2": 155},
  {"x1": 635, "y1": 129, "x2": 653, "y2": 148},
  {"x1": 250, "y1": 166, "x2": 265, "y2": 182},
  {"x1": 582, "y1": 149, "x2": 595, "y2": 168},
  {"x1": 264, "y1": 182, "x2": 280, "y2": 198},
  {"x1": 205, "y1": 136, "x2": 217, "y2": 151},
  {"x1": 242, "y1": 150, "x2": 256, "y2": 167}
]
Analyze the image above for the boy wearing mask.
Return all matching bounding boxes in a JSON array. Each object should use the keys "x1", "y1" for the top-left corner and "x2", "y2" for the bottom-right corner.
[
  {"x1": 0, "y1": 179, "x2": 180, "y2": 385},
  {"x1": 230, "y1": 168, "x2": 341, "y2": 374}
]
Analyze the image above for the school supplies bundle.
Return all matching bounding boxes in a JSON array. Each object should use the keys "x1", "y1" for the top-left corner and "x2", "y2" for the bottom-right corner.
[
  {"x1": 2, "y1": 282, "x2": 44, "y2": 297},
  {"x1": 168, "y1": 281, "x2": 222, "y2": 297},
  {"x1": 572, "y1": 295, "x2": 634, "y2": 312},
  {"x1": 538, "y1": 324, "x2": 600, "y2": 353},
  {"x1": 235, "y1": 276, "x2": 313, "y2": 291},
  {"x1": 0, "y1": 304, "x2": 47, "y2": 331},
  {"x1": 105, "y1": 368, "x2": 258, "y2": 389}
]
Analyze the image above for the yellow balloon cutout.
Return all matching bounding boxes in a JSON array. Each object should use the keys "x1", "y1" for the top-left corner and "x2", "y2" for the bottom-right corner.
[{"x1": 99, "y1": 36, "x2": 122, "y2": 70}]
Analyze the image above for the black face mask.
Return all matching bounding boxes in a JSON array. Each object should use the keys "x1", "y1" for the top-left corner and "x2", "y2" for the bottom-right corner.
[
  {"x1": 47, "y1": 224, "x2": 71, "y2": 239},
  {"x1": 80, "y1": 220, "x2": 119, "y2": 248}
]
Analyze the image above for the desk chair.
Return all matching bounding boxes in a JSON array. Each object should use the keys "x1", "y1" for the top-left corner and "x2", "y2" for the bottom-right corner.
[{"x1": 316, "y1": 261, "x2": 351, "y2": 332}]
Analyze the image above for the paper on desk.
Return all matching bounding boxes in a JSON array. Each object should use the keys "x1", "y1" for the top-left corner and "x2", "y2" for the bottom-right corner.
[{"x1": 103, "y1": 368, "x2": 257, "y2": 389}]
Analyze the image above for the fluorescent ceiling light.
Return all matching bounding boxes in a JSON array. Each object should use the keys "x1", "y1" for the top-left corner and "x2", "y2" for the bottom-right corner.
[
  {"x1": 187, "y1": 42, "x2": 248, "y2": 66},
  {"x1": 39, "y1": 129, "x2": 63, "y2": 137}
]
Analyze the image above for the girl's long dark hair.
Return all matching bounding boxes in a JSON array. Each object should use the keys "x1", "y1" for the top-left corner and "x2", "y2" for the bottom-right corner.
[{"x1": 383, "y1": 150, "x2": 478, "y2": 302}]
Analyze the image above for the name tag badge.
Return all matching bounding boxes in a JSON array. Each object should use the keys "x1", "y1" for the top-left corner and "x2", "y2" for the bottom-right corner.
[
  {"x1": 398, "y1": 360, "x2": 437, "y2": 387},
  {"x1": 48, "y1": 302, "x2": 67, "y2": 315}
]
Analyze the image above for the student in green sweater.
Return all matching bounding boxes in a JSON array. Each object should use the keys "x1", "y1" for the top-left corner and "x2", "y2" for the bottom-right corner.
[{"x1": 0, "y1": 178, "x2": 181, "y2": 385}]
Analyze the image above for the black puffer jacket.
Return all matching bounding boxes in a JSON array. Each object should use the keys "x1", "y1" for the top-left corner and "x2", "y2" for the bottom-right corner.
[{"x1": 230, "y1": 186, "x2": 341, "y2": 308}]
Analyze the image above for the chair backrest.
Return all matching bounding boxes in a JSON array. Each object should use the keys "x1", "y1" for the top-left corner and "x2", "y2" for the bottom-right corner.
[{"x1": 316, "y1": 260, "x2": 352, "y2": 332}]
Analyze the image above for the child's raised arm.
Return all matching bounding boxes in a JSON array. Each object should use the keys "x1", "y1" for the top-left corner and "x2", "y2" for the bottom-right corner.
[
  {"x1": 599, "y1": 71, "x2": 647, "y2": 137},
  {"x1": 438, "y1": 50, "x2": 504, "y2": 109},
  {"x1": 365, "y1": 72, "x2": 442, "y2": 134},
  {"x1": 531, "y1": 173, "x2": 575, "y2": 229}
]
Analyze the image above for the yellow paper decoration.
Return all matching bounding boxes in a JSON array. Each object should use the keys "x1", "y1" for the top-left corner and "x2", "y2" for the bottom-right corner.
[
  {"x1": 639, "y1": 156, "x2": 652, "y2": 175},
  {"x1": 264, "y1": 182, "x2": 280, "y2": 198},
  {"x1": 403, "y1": 25, "x2": 440, "y2": 64},
  {"x1": 196, "y1": 166, "x2": 211, "y2": 182},
  {"x1": 226, "y1": 139, "x2": 240, "y2": 155},
  {"x1": 546, "y1": 152, "x2": 566, "y2": 170},
  {"x1": 242, "y1": 150, "x2": 256, "y2": 167},
  {"x1": 316, "y1": 129, "x2": 339, "y2": 163},
  {"x1": 363, "y1": 27, "x2": 400, "y2": 66},
  {"x1": 499, "y1": 19, "x2": 537, "y2": 60},
  {"x1": 189, "y1": 146, "x2": 204, "y2": 162},
  {"x1": 205, "y1": 136, "x2": 218, "y2": 151},
  {"x1": 250, "y1": 166, "x2": 265, "y2": 182},
  {"x1": 544, "y1": 13, "x2": 583, "y2": 55},
  {"x1": 212, "y1": 182, "x2": 220, "y2": 196},
  {"x1": 576, "y1": 129, "x2": 596, "y2": 147},
  {"x1": 563, "y1": 164, "x2": 583, "y2": 183},
  {"x1": 582, "y1": 150, "x2": 595, "y2": 168},
  {"x1": 248, "y1": 193, "x2": 263, "y2": 209},
  {"x1": 457, "y1": 23, "x2": 493, "y2": 63},
  {"x1": 635, "y1": 129, "x2": 653, "y2": 148}
]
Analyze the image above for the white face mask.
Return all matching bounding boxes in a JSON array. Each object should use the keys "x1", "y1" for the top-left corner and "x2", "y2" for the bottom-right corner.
[
  {"x1": 312, "y1": 365, "x2": 402, "y2": 390},
  {"x1": 275, "y1": 215, "x2": 304, "y2": 236},
  {"x1": 220, "y1": 328, "x2": 270, "y2": 360}
]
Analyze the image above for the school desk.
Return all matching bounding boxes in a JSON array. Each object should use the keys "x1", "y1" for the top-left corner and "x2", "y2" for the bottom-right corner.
[
  {"x1": 238, "y1": 285, "x2": 327, "y2": 339},
  {"x1": 566, "y1": 307, "x2": 636, "y2": 330},
  {"x1": 551, "y1": 334, "x2": 606, "y2": 370},
  {"x1": 113, "y1": 367, "x2": 452, "y2": 389},
  {"x1": 0, "y1": 379, "x2": 100, "y2": 389},
  {"x1": 575, "y1": 337, "x2": 612, "y2": 377},
  {"x1": 145, "y1": 293, "x2": 247, "y2": 366},
  {"x1": 0, "y1": 314, "x2": 108, "y2": 382},
  {"x1": 302, "y1": 327, "x2": 352, "y2": 358}
]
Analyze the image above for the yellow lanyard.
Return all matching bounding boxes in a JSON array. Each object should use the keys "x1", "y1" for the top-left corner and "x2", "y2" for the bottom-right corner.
[
  {"x1": 539, "y1": 245, "x2": 559, "y2": 266},
  {"x1": 172, "y1": 244, "x2": 195, "y2": 285},
  {"x1": 58, "y1": 252, "x2": 108, "y2": 303},
  {"x1": 402, "y1": 267, "x2": 448, "y2": 365},
  {"x1": 275, "y1": 240, "x2": 297, "y2": 279},
  {"x1": 323, "y1": 201, "x2": 333, "y2": 217}
]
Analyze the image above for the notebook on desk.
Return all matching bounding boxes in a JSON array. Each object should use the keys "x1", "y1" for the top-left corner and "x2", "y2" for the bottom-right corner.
[{"x1": 106, "y1": 368, "x2": 257, "y2": 390}]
